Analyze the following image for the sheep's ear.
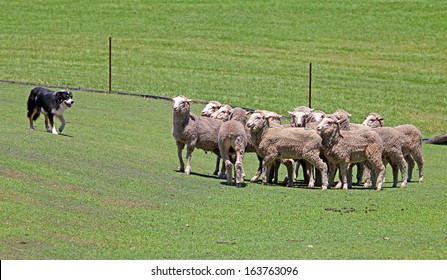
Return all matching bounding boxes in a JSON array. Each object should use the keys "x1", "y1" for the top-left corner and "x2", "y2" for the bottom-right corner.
[
  {"x1": 186, "y1": 98, "x2": 193, "y2": 103},
  {"x1": 378, "y1": 117, "x2": 384, "y2": 121},
  {"x1": 287, "y1": 111, "x2": 294, "y2": 115}
]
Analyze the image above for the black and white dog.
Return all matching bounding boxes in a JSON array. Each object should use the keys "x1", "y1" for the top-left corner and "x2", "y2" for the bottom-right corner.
[{"x1": 27, "y1": 87, "x2": 74, "y2": 134}]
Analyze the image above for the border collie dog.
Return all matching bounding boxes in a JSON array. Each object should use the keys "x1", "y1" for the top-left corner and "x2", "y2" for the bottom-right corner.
[{"x1": 27, "y1": 87, "x2": 74, "y2": 134}]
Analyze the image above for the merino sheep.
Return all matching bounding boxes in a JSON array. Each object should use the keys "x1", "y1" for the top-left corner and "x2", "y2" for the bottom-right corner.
[
  {"x1": 201, "y1": 100, "x2": 226, "y2": 176},
  {"x1": 317, "y1": 114, "x2": 385, "y2": 190},
  {"x1": 247, "y1": 110, "x2": 328, "y2": 189},
  {"x1": 217, "y1": 107, "x2": 248, "y2": 187},
  {"x1": 363, "y1": 112, "x2": 424, "y2": 182},
  {"x1": 201, "y1": 100, "x2": 222, "y2": 117},
  {"x1": 172, "y1": 96, "x2": 223, "y2": 175},
  {"x1": 289, "y1": 106, "x2": 327, "y2": 184},
  {"x1": 247, "y1": 110, "x2": 296, "y2": 185}
]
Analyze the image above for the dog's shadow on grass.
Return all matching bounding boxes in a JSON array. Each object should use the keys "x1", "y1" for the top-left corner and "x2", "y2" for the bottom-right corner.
[{"x1": 59, "y1": 133, "x2": 74, "y2": 138}]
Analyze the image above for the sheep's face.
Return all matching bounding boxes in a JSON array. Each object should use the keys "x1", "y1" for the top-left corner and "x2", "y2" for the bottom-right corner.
[
  {"x1": 211, "y1": 105, "x2": 232, "y2": 121},
  {"x1": 362, "y1": 113, "x2": 384, "y2": 128},
  {"x1": 288, "y1": 111, "x2": 310, "y2": 127},
  {"x1": 246, "y1": 112, "x2": 265, "y2": 130},
  {"x1": 316, "y1": 116, "x2": 338, "y2": 132},
  {"x1": 311, "y1": 111, "x2": 325, "y2": 123},
  {"x1": 201, "y1": 101, "x2": 221, "y2": 117},
  {"x1": 172, "y1": 96, "x2": 191, "y2": 113}
]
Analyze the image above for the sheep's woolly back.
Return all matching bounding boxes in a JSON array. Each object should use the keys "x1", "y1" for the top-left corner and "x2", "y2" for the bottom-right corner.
[{"x1": 317, "y1": 115, "x2": 384, "y2": 164}]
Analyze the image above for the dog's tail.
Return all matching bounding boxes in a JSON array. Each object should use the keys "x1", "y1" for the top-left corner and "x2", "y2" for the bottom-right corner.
[{"x1": 27, "y1": 88, "x2": 40, "y2": 120}]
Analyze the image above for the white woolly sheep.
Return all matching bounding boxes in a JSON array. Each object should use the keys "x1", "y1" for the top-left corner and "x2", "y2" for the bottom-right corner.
[
  {"x1": 363, "y1": 112, "x2": 424, "y2": 182},
  {"x1": 172, "y1": 96, "x2": 223, "y2": 175},
  {"x1": 217, "y1": 107, "x2": 249, "y2": 187},
  {"x1": 247, "y1": 110, "x2": 328, "y2": 189},
  {"x1": 317, "y1": 114, "x2": 385, "y2": 190}
]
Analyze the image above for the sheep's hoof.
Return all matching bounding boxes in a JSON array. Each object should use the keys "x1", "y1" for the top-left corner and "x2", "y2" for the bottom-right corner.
[
  {"x1": 419, "y1": 177, "x2": 424, "y2": 183},
  {"x1": 250, "y1": 177, "x2": 259, "y2": 183},
  {"x1": 185, "y1": 168, "x2": 191, "y2": 175},
  {"x1": 321, "y1": 186, "x2": 328, "y2": 190}
]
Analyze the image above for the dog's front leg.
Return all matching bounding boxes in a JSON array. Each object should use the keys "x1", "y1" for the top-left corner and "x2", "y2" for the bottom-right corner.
[
  {"x1": 44, "y1": 115, "x2": 51, "y2": 132},
  {"x1": 58, "y1": 115, "x2": 66, "y2": 133},
  {"x1": 47, "y1": 114, "x2": 58, "y2": 134}
]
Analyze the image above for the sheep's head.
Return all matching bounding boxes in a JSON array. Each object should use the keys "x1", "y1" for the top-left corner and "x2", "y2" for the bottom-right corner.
[
  {"x1": 172, "y1": 96, "x2": 192, "y2": 113},
  {"x1": 289, "y1": 110, "x2": 312, "y2": 127},
  {"x1": 333, "y1": 109, "x2": 352, "y2": 130},
  {"x1": 316, "y1": 115, "x2": 340, "y2": 133},
  {"x1": 201, "y1": 100, "x2": 222, "y2": 117},
  {"x1": 362, "y1": 112, "x2": 384, "y2": 128},
  {"x1": 310, "y1": 110, "x2": 326, "y2": 123},
  {"x1": 247, "y1": 110, "x2": 282, "y2": 131},
  {"x1": 211, "y1": 105, "x2": 233, "y2": 121}
]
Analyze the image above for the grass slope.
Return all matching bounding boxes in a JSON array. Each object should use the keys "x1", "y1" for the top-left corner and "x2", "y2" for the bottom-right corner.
[{"x1": 0, "y1": 84, "x2": 446, "y2": 259}]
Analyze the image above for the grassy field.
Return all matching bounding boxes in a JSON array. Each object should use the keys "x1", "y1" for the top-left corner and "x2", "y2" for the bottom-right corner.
[
  {"x1": 1, "y1": 84, "x2": 446, "y2": 259},
  {"x1": 0, "y1": 0, "x2": 446, "y2": 259}
]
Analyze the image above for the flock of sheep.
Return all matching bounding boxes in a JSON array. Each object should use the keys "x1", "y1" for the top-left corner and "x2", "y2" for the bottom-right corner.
[{"x1": 172, "y1": 96, "x2": 424, "y2": 190}]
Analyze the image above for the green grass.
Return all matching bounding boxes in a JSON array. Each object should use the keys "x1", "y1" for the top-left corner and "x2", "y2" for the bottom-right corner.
[
  {"x1": 0, "y1": 0, "x2": 446, "y2": 259},
  {"x1": 1, "y1": 84, "x2": 446, "y2": 259}
]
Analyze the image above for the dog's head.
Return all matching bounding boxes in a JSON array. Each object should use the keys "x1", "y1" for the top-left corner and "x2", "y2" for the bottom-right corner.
[{"x1": 56, "y1": 90, "x2": 74, "y2": 108}]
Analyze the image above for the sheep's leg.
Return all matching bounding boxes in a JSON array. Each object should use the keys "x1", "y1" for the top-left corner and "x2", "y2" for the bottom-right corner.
[
  {"x1": 251, "y1": 155, "x2": 263, "y2": 182},
  {"x1": 307, "y1": 164, "x2": 315, "y2": 188},
  {"x1": 176, "y1": 141, "x2": 185, "y2": 172},
  {"x1": 355, "y1": 163, "x2": 364, "y2": 185},
  {"x1": 307, "y1": 155, "x2": 328, "y2": 190},
  {"x1": 405, "y1": 155, "x2": 415, "y2": 182},
  {"x1": 213, "y1": 156, "x2": 221, "y2": 176},
  {"x1": 390, "y1": 162, "x2": 399, "y2": 187},
  {"x1": 347, "y1": 164, "x2": 353, "y2": 189},
  {"x1": 314, "y1": 165, "x2": 322, "y2": 186},
  {"x1": 185, "y1": 145, "x2": 195, "y2": 175},
  {"x1": 339, "y1": 163, "x2": 349, "y2": 190},
  {"x1": 295, "y1": 159, "x2": 310, "y2": 185},
  {"x1": 262, "y1": 157, "x2": 275, "y2": 185},
  {"x1": 272, "y1": 160, "x2": 280, "y2": 184},
  {"x1": 334, "y1": 167, "x2": 343, "y2": 189},
  {"x1": 363, "y1": 167, "x2": 371, "y2": 188},
  {"x1": 218, "y1": 159, "x2": 227, "y2": 179},
  {"x1": 224, "y1": 159, "x2": 233, "y2": 186},
  {"x1": 369, "y1": 160, "x2": 385, "y2": 191},
  {"x1": 411, "y1": 150, "x2": 424, "y2": 183},
  {"x1": 328, "y1": 162, "x2": 337, "y2": 188},
  {"x1": 294, "y1": 160, "x2": 301, "y2": 182},
  {"x1": 234, "y1": 148, "x2": 245, "y2": 187},
  {"x1": 281, "y1": 159, "x2": 295, "y2": 187},
  {"x1": 396, "y1": 155, "x2": 407, "y2": 188}
]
